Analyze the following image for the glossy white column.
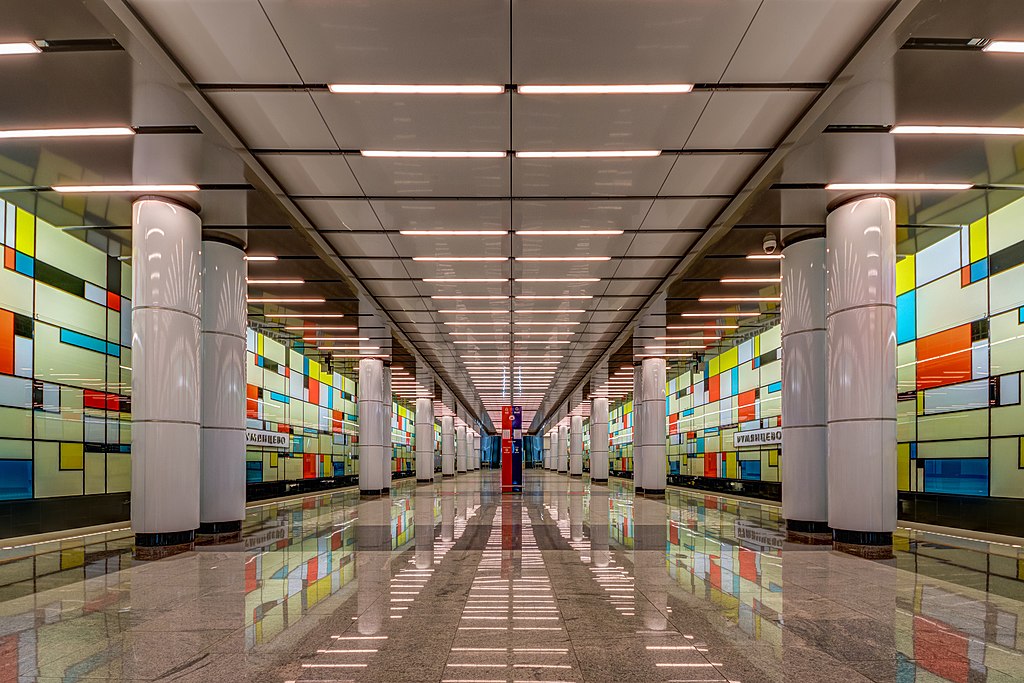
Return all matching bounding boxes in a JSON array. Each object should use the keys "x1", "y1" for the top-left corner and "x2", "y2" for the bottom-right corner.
[
  {"x1": 415, "y1": 398, "x2": 434, "y2": 482},
  {"x1": 826, "y1": 195, "x2": 897, "y2": 550},
  {"x1": 441, "y1": 416, "x2": 455, "y2": 477},
  {"x1": 456, "y1": 425, "x2": 468, "y2": 473},
  {"x1": 781, "y1": 237, "x2": 830, "y2": 537},
  {"x1": 640, "y1": 357, "x2": 667, "y2": 495},
  {"x1": 543, "y1": 432, "x2": 552, "y2": 469},
  {"x1": 569, "y1": 415, "x2": 584, "y2": 476},
  {"x1": 198, "y1": 240, "x2": 247, "y2": 542},
  {"x1": 358, "y1": 358, "x2": 388, "y2": 495},
  {"x1": 382, "y1": 367, "x2": 392, "y2": 490},
  {"x1": 590, "y1": 397, "x2": 609, "y2": 482},
  {"x1": 131, "y1": 198, "x2": 202, "y2": 558},
  {"x1": 632, "y1": 365, "x2": 645, "y2": 490},
  {"x1": 557, "y1": 424, "x2": 569, "y2": 473},
  {"x1": 473, "y1": 432, "x2": 480, "y2": 470}
]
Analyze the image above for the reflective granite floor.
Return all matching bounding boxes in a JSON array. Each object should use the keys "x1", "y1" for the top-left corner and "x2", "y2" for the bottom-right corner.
[{"x1": 2, "y1": 471, "x2": 1024, "y2": 682}]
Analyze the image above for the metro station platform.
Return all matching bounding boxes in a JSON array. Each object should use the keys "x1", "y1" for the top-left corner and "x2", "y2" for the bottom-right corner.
[{"x1": 1, "y1": 471, "x2": 1022, "y2": 682}]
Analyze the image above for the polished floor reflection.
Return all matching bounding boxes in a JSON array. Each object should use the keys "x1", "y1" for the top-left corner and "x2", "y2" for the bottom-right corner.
[{"x1": 2, "y1": 472, "x2": 1024, "y2": 681}]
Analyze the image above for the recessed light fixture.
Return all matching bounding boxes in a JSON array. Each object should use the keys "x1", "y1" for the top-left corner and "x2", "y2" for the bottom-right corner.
[
  {"x1": 401, "y1": 230, "x2": 508, "y2": 236},
  {"x1": 437, "y1": 309, "x2": 508, "y2": 314},
  {"x1": 699, "y1": 296, "x2": 781, "y2": 302},
  {"x1": 668, "y1": 324, "x2": 738, "y2": 330},
  {"x1": 514, "y1": 256, "x2": 610, "y2": 261},
  {"x1": 983, "y1": 40, "x2": 1024, "y2": 53},
  {"x1": 0, "y1": 126, "x2": 134, "y2": 140},
  {"x1": 890, "y1": 125, "x2": 1024, "y2": 136},
  {"x1": 0, "y1": 42, "x2": 41, "y2": 56},
  {"x1": 423, "y1": 278, "x2": 508, "y2": 283},
  {"x1": 452, "y1": 340, "x2": 509, "y2": 345},
  {"x1": 247, "y1": 278, "x2": 304, "y2": 285},
  {"x1": 515, "y1": 295, "x2": 593, "y2": 300},
  {"x1": 302, "y1": 336, "x2": 370, "y2": 341},
  {"x1": 517, "y1": 84, "x2": 693, "y2": 95},
  {"x1": 329, "y1": 84, "x2": 505, "y2": 95},
  {"x1": 516, "y1": 321, "x2": 580, "y2": 326},
  {"x1": 514, "y1": 332, "x2": 575, "y2": 336},
  {"x1": 680, "y1": 311, "x2": 760, "y2": 317},
  {"x1": 247, "y1": 297, "x2": 325, "y2": 303},
  {"x1": 515, "y1": 310, "x2": 587, "y2": 314},
  {"x1": 264, "y1": 313, "x2": 343, "y2": 318},
  {"x1": 514, "y1": 340, "x2": 573, "y2": 345},
  {"x1": 245, "y1": 255, "x2": 279, "y2": 261},
  {"x1": 746, "y1": 254, "x2": 784, "y2": 260},
  {"x1": 654, "y1": 336, "x2": 719, "y2": 341},
  {"x1": 52, "y1": 184, "x2": 200, "y2": 193},
  {"x1": 284, "y1": 325, "x2": 356, "y2": 331},
  {"x1": 361, "y1": 150, "x2": 507, "y2": 158},
  {"x1": 514, "y1": 230, "x2": 624, "y2": 236},
  {"x1": 824, "y1": 182, "x2": 972, "y2": 191},
  {"x1": 444, "y1": 322, "x2": 510, "y2": 326},
  {"x1": 432, "y1": 296, "x2": 510, "y2": 301},
  {"x1": 413, "y1": 256, "x2": 508, "y2": 262},
  {"x1": 515, "y1": 150, "x2": 660, "y2": 159},
  {"x1": 720, "y1": 277, "x2": 781, "y2": 284},
  {"x1": 515, "y1": 278, "x2": 601, "y2": 283}
]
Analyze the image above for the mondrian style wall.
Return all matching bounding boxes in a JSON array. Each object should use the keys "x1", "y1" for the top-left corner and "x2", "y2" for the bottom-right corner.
[
  {"x1": 608, "y1": 399, "x2": 633, "y2": 475},
  {"x1": 392, "y1": 400, "x2": 415, "y2": 475},
  {"x1": 0, "y1": 199, "x2": 132, "y2": 501},
  {"x1": 668, "y1": 326, "x2": 783, "y2": 482},
  {"x1": 245, "y1": 330, "x2": 358, "y2": 483}
]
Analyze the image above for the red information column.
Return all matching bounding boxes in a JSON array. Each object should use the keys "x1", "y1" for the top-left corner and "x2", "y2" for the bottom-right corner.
[{"x1": 501, "y1": 406, "x2": 523, "y2": 493}]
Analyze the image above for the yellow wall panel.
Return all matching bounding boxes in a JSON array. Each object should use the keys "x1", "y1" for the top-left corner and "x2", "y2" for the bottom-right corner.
[{"x1": 896, "y1": 254, "x2": 915, "y2": 296}]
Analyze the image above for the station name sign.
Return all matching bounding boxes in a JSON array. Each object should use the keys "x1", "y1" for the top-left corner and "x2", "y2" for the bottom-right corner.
[
  {"x1": 246, "y1": 429, "x2": 290, "y2": 450},
  {"x1": 732, "y1": 427, "x2": 782, "y2": 449}
]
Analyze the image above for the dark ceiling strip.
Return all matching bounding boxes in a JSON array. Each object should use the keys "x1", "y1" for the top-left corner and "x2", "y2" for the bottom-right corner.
[
  {"x1": 251, "y1": 148, "x2": 768, "y2": 157},
  {"x1": 292, "y1": 194, "x2": 732, "y2": 201},
  {"x1": 199, "y1": 82, "x2": 824, "y2": 93},
  {"x1": 901, "y1": 36, "x2": 986, "y2": 51},
  {"x1": 196, "y1": 83, "x2": 330, "y2": 92},
  {"x1": 822, "y1": 124, "x2": 891, "y2": 133},
  {"x1": 692, "y1": 82, "x2": 828, "y2": 91},
  {"x1": 133, "y1": 125, "x2": 203, "y2": 135},
  {"x1": 195, "y1": 183, "x2": 255, "y2": 190},
  {"x1": 38, "y1": 38, "x2": 123, "y2": 52}
]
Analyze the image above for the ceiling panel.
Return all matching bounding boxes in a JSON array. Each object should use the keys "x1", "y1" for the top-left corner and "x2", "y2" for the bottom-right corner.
[
  {"x1": 260, "y1": 155, "x2": 362, "y2": 196},
  {"x1": 261, "y1": 0, "x2": 512, "y2": 83},
  {"x1": 295, "y1": 199, "x2": 381, "y2": 229},
  {"x1": 512, "y1": 0, "x2": 760, "y2": 84},
  {"x1": 369, "y1": 200, "x2": 510, "y2": 230},
  {"x1": 311, "y1": 92, "x2": 510, "y2": 151},
  {"x1": 659, "y1": 154, "x2": 765, "y2": 196},
  {"x1": 322, "y1": 233, "x2": 398, "y2": 258},
  {"x1": 686, "y1": 91, "x2": 817, "y2": 149},
  {"x1": 390, "y1": 233, "x2": 509, "y2": 257},
  {"x1": 624, "y1": 232, "x2": 700, "y2": 256},
  {"x1": 208, "y1": 92, "x2": 338, "y2": 149},
  {"x1": 641, "y1": 198, "x2": 729, "y2": 229},
  {"x1": 346, "y1": 157, "x2": 510, "y2": 197},
  {"x1": 511, "y1": 157, "x2": 676, "y2": 197},
  {"x1": 512, "y1": 199, "x2": 655, "y2": 230},
  {"x1": 132, "y1": 0, "x2": 301, "y2": 84}
]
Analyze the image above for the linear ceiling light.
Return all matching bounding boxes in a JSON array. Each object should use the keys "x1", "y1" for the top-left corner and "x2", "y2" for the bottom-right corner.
[
  {"x1": 515, "y1": 278, "x2": 601, "y2": 283},
  {"x1": 680, "y1": 312, "x2": 759, "y2": 317},
  {"x1": 432, "y1": 296, "x2": 510, "y2": 301},
  {"x1": 517, "y1": 84, "x2": 693, "y2": 95},
  {"x1": 515, "y1": 256, "x2": 610, "y2": 261},
  {"x1": 668, "y1": 324, "x2": 738, "y2": 330},
  {"x1": 890, "y1": 125, "x2": 1024, "y2": 136},
  {"x1": 514, "y1": 310, "x2": 586, "y2": 314},
  {"x1": 302, "y1": 337, "x2": 370, "y2": 341},
  {"x1": 452, "y1": 340, "x2": 509, "y2": 344},
  {"x1": 515, "y1": 295, "x2": 592, "y2": 300},
  {"x1": 52, "y1": 184, "x2": 200, "y2": 193},
  {"x1": 245, "y1": 255, "x2": 279, "y2": 261},
  {"x1": 444, "y1": 322, "x2": 510, "y2": 326},
  {"x1": 264, "y1": 313, "x2": 343, "y2": 318},
  {"x1": 284, "y1": 325, "x2": 356, "y2": 331},
  {"x1": 514, "y1": 230, "x2": 623, "y2": 236},
  {"x1": 824, "y1": 182, "x2": 972, "y2": 191},
  {"x1": 983, "y1": 40, "x2": 1024, "y2": 53},
  {"x1": 248, "y1": 297, "x2": 325, "y2": 303},
  {"x1": 654, "y1": 336, "x2": 719, "y2": 340},
  {"x1": 423, "y1": 278, "x2": 508, "y2": 283},
  {"x1": 319, "y1": 346, "x2": 380, "y2": 351},
  {"x1": 0, "y1": 42, "x2": 41, "y2": 55},
  {"x1": 329, "y1": 84, "x2": 505, "y2": 94},
  {"x1": 247, "y1": 278, "x2": 304, "y2": 285},
  {"x1": 515, "y1": 150, "x2": 660, "y2": 159},
  {"x1": 361, "y1": 150, "x2": 507, "y2": 158},
  {"x1": 514, "y1": 332, "x2": 575, "y2": 336},
  {"x1": 720, "y1": 277, "x2": 781, "y2": 284},
  {"x1": 699, "y1": 296, "x2": 781, "y2": 303},
  {"x1": 401, "y1": 230, "x2": 508, "y2": 236},
  {"x1": 0, "y1": 126, "x2": 134, "y2": 139},
  {"x1": 516, "y1": 321, "x2": 580, "y2": 325},
  {"x1": 514, "y1": 340, "x2": 573, "y2": 345},
  {"x1": 746, "y1": 254, "x2": 783, "y2": 260},
  {"x1": 437, "y1": 309, "x2": 508, "y2": 314},
  {"x1": 449, "y1": 332, "x2": 510, "y2": 336},
  {"x1": 413, "y1": 256, "x2": 507, "y2": 261}
]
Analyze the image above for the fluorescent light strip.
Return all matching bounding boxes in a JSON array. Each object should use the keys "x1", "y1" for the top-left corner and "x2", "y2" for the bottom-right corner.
[
  {"x1": 284, "y1": 325, "x2": 355, "y2": 331},
  {"x1": 824, "y1": 182, "x2": 972, "y2": 191},
  {"x1": 699, "y1": 296, "x2": 780, "y2": 302},
  {"x1": 515, "y1": 256, "x2": 610, "y2": 261},
  {"x1": 248, "y1": 297, "x2": 325, "y2": 303},
  {"x1": 247, "y1": 278, "x2": 304, "y2": 285},
  {"x1": 361, "y1": 150, "x2": 507, "y2": 158},
  {"x1": 515, "y1": 310, "x2": 586, "y2": 314},
  {"x1": 984, "y1": 40, "x2": 1024, "y2": 53},
  {"x1": 515, "y1": 230, "x2": 623, "y2": 236},
  {"x1": 668, "y1": 324, "x2": 738, "y2": 330},
  {"x1": 264, "y1": 313, "x2": 342, "y2": 318},
  {"x1": 449, "y1": 332, "x2": 510, "y2": 336},
  {"x1": 244, "y1": 255, "x2": 278, "y2": 261},
  {"x1": 302, "y1": 337, "x2": 370, "y2": 341},
  {"x1": 891, "y1": 124, "x2": 1024, "y2": 136},
  {"x1": 329, "y1": 84, "x2": 505, "y2": 94},
  {"x1": 433, "y1": 296, "x2": 510, "y2": 301},
  {"x1": 52, "y1": 184, "x2": 200, "y2": 193},
  {"x1": 515, "y1": 150, "x2": 660, "y2": 158},
  {"x1": 746, "y1": 254, "x2": 784, "y2": 260},
  {"x1": 680, "y1": 311, "x2": 760, "y2": 317},
  {"x1": 720, "y1": 277, "x2": 780, "y2": 283},
  {"x1": 414, "y1": 256, "x2": 507, "y2": 261},
  {"x1": 437, "y1": 310, "x2": 508, "y2": 314},
  {"x1": 514, "y1": 332, "x2": 574, "y2": 336},
  {"x1": 515, "y1": 278, "x2": 601, "y2": 282},
  {"x1": 424, "y1": 279, "x2": 507, "y2": 283},
  {"x1": 0, "y1": 126, "x2": 134, "y2": 139},
  {"x1": 653, "y1": 336, "x2": 719, "y2": 340},
  {"x1": 401, "y1": 230, "x2": 507, "y2": 236},
  {"x1": 514, "y1": 321, "x2": 579, "y2": 326},
  {"x1": 518, "y1": 83, "x2": 693, "y2": 95},
  {"x1": 514, "y1": 340, "x2": 573, "y2": 345},
  {"x1": 0, "y1": 42, "x2": 41, "y2": 55},
  {"x1": 445, "y1": 322, "x2": 510, "y2": 326},
  {"x1": 515, "y1": 295, "x2": 592, "y2": 300}
]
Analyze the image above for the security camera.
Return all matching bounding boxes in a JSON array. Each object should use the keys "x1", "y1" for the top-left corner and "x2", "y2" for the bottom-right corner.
[{"x1": 763, "y1": 232, "x2": 778, "y2": 255}]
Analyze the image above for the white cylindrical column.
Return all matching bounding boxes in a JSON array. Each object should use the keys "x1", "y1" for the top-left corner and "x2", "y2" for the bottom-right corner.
[
  {"x1": 382, "y1": 367, "x2": 392, "y2": 490},
  {"x1": 557, "y1": 424, "x2": 569, "y2": 473},
  {"x1": 416, "y1": 398, "x2": 434, "y2": 483},
  {"x1": 198, "y1": 240, "x2": 247, "y2": 543},
  {"x1": 826, "y1": 195, "x2": 897, "y2": 554},
  {"x1": 590, "y1": 397, "x2": 609, "y2": 483},
  {"x1": 456, "y1": 424, "x2": 468, "y2": 473},
  {"x1": 543, "y1": 432, "x2": 552, "y2": 470},
  {"x1": 358, "y1": 358, "x2": 387, "y2": 495},
  {"x1": 640, "y1": 357, "x2": 667, "y2": 496},
  {"x1": 473, "y1": 432, "x2": 480, "y2": 470},
  {"x1": 569, "y1": 415, "x2": 584, "y2": 476},
  {"x1": 441, "y1": 416, "x2": 455, "y2": 477},
  {"x1": 632, "y1": 364, "x2": 645, "y2": 490},
  {"x1": 781, "y1": 237, "x2": 831, "y2": 540},
  {"x1": 131, "y1": 198, "x2": 202, "y2": 559}
]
